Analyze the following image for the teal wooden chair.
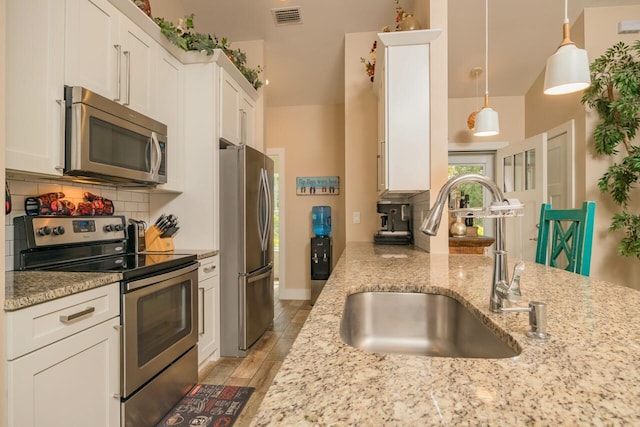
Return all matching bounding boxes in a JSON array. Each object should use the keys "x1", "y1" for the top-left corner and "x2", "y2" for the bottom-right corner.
[{"x1": 535, "y1": 201, "x2": 596, "y2": 276}]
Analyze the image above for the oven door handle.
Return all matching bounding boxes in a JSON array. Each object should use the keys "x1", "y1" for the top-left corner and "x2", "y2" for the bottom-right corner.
[{"x1": 125, "y1": 263, "x2": 198, "y2": 292}]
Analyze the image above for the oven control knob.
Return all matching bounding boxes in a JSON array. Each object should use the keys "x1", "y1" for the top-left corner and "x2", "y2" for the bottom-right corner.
[
  {"x1": 37, "y1": 226, "x2": 52, "y2": 236},
  {"x1": 53, "y1": 226, "x2": 65, "y2": 235},
  {"x1": 114, "y1": 224, "x2": 124, "y2": 232},
  {"x1": 103, "y1": 224, "x2": 115, "y2": 232}
]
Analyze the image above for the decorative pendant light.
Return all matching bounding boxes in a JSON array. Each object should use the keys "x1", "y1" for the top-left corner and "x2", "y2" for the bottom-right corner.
[
  {"x1": 543, "y1": 0, "x2": 590, "y2": 95},
  {"x1": 474, "y1": 0, "x2": 499, "y2": 137}
]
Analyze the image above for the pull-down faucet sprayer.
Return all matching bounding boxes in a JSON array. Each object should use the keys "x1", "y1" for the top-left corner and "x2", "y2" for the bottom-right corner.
[{"x1": 421, "y1": 173, "x2": 516, "y2": 313}]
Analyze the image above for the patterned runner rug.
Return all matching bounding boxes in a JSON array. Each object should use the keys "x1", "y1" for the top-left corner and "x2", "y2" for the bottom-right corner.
[{"x1": 156, "y1": 384, "x2": 255, "y2": 427}]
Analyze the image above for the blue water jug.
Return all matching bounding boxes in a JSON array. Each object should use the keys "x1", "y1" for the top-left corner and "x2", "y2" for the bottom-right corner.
[{"x1": 312, "y1": 206, "x2": 331, "y2": 236}]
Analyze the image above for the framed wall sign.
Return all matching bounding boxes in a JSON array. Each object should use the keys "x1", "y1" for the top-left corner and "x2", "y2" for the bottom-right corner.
[{"x1": 296, "y1": 176, "x2": 339, "y2": 195}]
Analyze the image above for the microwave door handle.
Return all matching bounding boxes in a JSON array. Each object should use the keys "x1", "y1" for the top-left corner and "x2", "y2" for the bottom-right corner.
[
  {"x1": 145, "y1": 138, "x2": 151, "y2": 173},
  {"x1": 151, "y1": 132, "x2": 162, "y2": 178}
]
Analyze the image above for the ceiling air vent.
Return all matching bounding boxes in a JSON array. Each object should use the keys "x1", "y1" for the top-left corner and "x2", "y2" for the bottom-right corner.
[{"x1": 272, "y1": 6, "x2": 302, "y2": 26}]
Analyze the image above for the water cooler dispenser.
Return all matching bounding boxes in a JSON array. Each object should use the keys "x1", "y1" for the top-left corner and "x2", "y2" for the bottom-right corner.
[{"x1": 310, "y1": 206, "x2": 332, "y2": 305}]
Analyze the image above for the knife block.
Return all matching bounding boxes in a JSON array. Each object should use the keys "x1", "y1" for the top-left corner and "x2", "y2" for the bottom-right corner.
[{"x1": 145, "y1": 225, "x2": 175, "y2": 252}]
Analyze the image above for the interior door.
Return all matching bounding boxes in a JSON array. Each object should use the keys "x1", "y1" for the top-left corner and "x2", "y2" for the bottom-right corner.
[
  {"x1": 546, "y1": 120, "x2": 576, "y2": 209},
  {"x1": 497, "y1": 134, "x2": 547, "y2": 262}
]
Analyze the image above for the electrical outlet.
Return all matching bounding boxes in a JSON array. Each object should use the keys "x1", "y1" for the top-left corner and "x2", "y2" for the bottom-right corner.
[{"x1": 352, "y1": 211, "x2": 361, "y2": 224}]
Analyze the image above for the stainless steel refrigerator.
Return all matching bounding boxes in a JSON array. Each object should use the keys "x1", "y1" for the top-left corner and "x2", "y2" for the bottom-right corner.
[{"x1": 220, "y1": 143, "x2": 274, "y2": 357}]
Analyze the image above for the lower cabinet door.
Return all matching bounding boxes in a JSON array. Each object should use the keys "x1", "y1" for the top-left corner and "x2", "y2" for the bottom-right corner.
[
  {"x1": 198, "y1": 276, "x2": 218, "y2": 365},
  {"x1": 8, "y1": 317, "x2": 121, "y2": 427}
]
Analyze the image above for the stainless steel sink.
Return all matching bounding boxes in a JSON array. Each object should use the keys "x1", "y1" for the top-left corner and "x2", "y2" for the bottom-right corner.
[{"x1": 340, "y1": 292, "x2": 521, "y2": 359}]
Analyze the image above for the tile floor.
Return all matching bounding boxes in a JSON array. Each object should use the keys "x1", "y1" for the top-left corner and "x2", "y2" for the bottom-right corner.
[{"x1": 197, "y1": 287, "x2": 312, "y2": 426}]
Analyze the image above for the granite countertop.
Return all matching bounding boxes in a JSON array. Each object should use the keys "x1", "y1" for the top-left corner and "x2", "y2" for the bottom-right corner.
[
  {"x1": 4, "y1": 271, "x2": 122, "y2": 311},
  {"x1": 4, "y1": 249, "x2": 215, "y2": 311},
  {"x1": 252, "y1": 242, "x2": 640, "y2": 425}
]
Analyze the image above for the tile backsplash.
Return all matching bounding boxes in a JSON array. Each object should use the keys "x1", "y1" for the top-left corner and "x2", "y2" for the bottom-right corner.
[
  {"x1": 5, "y1": 175, "x2": 151, "y2": 271},
  {"x1": 410, "y1": 190, "x2": 431, "y2": 252}
]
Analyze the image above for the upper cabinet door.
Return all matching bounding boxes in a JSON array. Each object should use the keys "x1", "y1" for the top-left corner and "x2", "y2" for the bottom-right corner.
[
  {"x1": 119, "y1": 15, "x2": 156, "y2": 116},
  {"x1": 240, "y1": 94, "x2": 256, "y2": 148},
  {"x1": 65, "y1": 0, "x2": 156, "y2": 116},
  {"x1": 65, "y1": 0, "x2": 119, "y2": 101},
  {"x1": 154, "y1": 49, "x2": 184, "y2": 192},
  {"x1": 5, "y1": 0, "x2": 66, "y2": 176},
  {"x1": 220, "y1": 69, "x2": 242, "y2": 145}
]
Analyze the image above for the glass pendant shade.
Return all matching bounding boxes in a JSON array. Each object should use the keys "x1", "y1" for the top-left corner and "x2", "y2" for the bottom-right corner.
[
  {"x1": 474, "y1": 106, "x2": 500, "y2": 136},
  {"x1": 543, "y1": 43, "x2": 590, "y2": 95}
]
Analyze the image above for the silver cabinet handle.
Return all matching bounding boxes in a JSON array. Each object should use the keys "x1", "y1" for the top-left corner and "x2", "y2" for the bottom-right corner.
[
  {"x1": 124, "y1": 50, "x2": 131, "y2": 106},
  {"x1": 56, "y1": 99, "x2": 65, "y2": 171},
  {"x1": 198, "y1": 288, "x2": 205, "y2": 335},
  {"x1": 240, "y1": 109, "x2": 247, "y2": 145},
  {"x1": 114, "y1": 44, "x2": 122, "y2": 102},
  {"x1": 59, "y1": 306, "x2": 95, "y2": 323},
  {"x1": 203, "y1": 265, "x2": 216, "y2": 274}
]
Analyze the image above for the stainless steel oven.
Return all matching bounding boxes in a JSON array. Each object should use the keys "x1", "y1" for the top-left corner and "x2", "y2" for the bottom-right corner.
[
  {"x1": 121, "y1": 263, "x2": 198, "y2": 403},
  {"x1": 13, "y1": 215, "x2": 198, "y2": 427}
]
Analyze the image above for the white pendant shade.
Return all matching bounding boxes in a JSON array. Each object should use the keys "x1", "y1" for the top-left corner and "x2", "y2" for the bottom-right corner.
[
  {"x1": 474, "y1": 106, "x2": 500, "y2": 136},
  {"x1": 544, "y1": 43, "x2": 591, "y2": 95}
]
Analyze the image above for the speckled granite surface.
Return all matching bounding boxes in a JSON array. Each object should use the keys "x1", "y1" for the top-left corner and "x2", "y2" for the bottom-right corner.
[
  {"x1": 4, "y1": 271, "x2": 122, "y2": 311},
  {"x1": 165, "y1": 249, "x2": 218, "y2": 260},
  {"x1": 252, "y1": 242, "x2": 640, "y2": 425}
]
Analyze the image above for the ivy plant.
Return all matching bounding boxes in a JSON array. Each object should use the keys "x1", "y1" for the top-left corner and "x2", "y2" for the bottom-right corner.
[
  {"x1": 154, "y1": 14, "x2": 263, "y2": 90},
  {"x1": 581, "y1": 40, "x2": 640, "y2": 258}
]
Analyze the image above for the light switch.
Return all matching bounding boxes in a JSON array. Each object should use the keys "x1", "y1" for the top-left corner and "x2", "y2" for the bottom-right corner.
[{"x1": 352, "y1": 211, "x2": 361, "y2": 224}]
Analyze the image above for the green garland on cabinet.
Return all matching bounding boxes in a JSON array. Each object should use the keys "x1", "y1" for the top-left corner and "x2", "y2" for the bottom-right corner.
[{"x1": 154, "y1": 14, "x2": 263, "y2": 90}]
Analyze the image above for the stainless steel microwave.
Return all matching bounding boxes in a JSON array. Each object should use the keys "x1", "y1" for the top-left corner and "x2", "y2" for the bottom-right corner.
[{"x1": 64, "y1": 86, "x2": 167, "y2": 186}]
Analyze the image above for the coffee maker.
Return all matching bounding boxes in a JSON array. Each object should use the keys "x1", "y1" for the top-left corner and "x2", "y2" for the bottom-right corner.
[{"x1": 374, "y1": 201, "x2": 412, "y2": 245}]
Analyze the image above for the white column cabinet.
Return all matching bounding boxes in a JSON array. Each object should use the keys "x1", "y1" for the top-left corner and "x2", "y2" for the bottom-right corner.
[
  {"x1": 198, "y1": 255, "x2": 220, "y2": 365},
  {"x1": 66, "y1": 0, "x2": 156, "y2": 116},
  {"x1": 220, "y1": 68, "x2": 257, "y2": 149},
  {"x1": 154, "y1": 49, "x2": 185, "y2": 192},
  {"x1": 5, "y1": 0, "x2": 66, "y2": 176},
  {"x1": 375, "y1": 29, "x2": 442, "y2": 195},
  {"x1": 6, "y1": 284, "x2": 121, "y2": 427}
]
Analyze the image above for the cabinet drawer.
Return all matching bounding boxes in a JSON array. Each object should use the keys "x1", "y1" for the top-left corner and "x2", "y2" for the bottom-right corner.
[
  {"x1": 6, "y1": 283, "x2": 120, "y2": 360},
  {"x1": 199, "y1": 256, "x2": 219, "y2": 282}
]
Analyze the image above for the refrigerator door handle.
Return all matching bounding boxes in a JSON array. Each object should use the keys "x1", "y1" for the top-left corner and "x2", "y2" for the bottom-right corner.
[
  {"x1": 259, "y1": 168, "x2": 270, "y2": 252},
  {"x1": 264, "y1": 168, "x2": 273, "y2": 242},
  {"x1": 257, "y1": 168, "x2": 266, "y2": 250}
]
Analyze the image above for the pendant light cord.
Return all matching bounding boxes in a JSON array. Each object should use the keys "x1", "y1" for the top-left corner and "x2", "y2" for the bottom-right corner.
[
  {"x1": 484, "y1": 0, "x2": 489, "y2": 105},
  {"x1": 564, "y1": 0, "x2": 569, "y2": 24}
]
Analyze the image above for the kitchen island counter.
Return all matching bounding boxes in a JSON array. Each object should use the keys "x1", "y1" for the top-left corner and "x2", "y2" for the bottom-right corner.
[{"x1": 252, "y1": 242, "x2": 640, "y2": 425}]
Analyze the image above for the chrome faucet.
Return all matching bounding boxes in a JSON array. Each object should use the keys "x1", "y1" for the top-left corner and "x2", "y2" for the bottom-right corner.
[{"x1": 421, "y1": 173, "x2": 520, "y2": 313}]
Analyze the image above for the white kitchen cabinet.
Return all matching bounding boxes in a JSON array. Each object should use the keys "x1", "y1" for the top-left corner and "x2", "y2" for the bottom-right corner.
[
  {"x1": 220, "y1": 68, "x2": 257, "y2": 148},
  {"x1": 198, "y1": 255, "x2": 220, "y2": 365},
  {"x1": 375, "y1": 29, "x2": 442, "y2": 195},
  {"x1": 66, "y1": 0, "x2": 156, "y2": 116},
  {"x1": 5, "y1": 0, "x2": 66, "y2": 177},
  {"x1": 6, "y1": 284, "x2": 121, "y2": 427},
  {"x1": 153, "y1": 49, "x2": 185, "y2": 192}
]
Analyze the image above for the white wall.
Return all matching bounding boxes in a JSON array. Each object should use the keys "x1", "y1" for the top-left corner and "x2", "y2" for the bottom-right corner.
[
  {"x1": 265, "y1": 105, "x2": 345, "y2": 298},
  {"x1": 344, "y1": 31, "x2": 380, "y2": 243},
  {"x1": 582, "y1": 5, "x2": 640, "y2": 289},
  {"x1": 1, "y1": 0, "x2": 7, "y2": 422}
]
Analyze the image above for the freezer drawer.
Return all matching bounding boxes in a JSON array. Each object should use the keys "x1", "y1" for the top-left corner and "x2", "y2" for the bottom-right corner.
[{"x1": 241, "y1": 266, "x2": 274, "y2": 350}]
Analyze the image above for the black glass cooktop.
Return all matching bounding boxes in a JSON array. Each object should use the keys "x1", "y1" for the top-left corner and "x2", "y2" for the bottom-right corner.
[{"x1": 39, "y1": 252, "x2": 197, "y2": 281}]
